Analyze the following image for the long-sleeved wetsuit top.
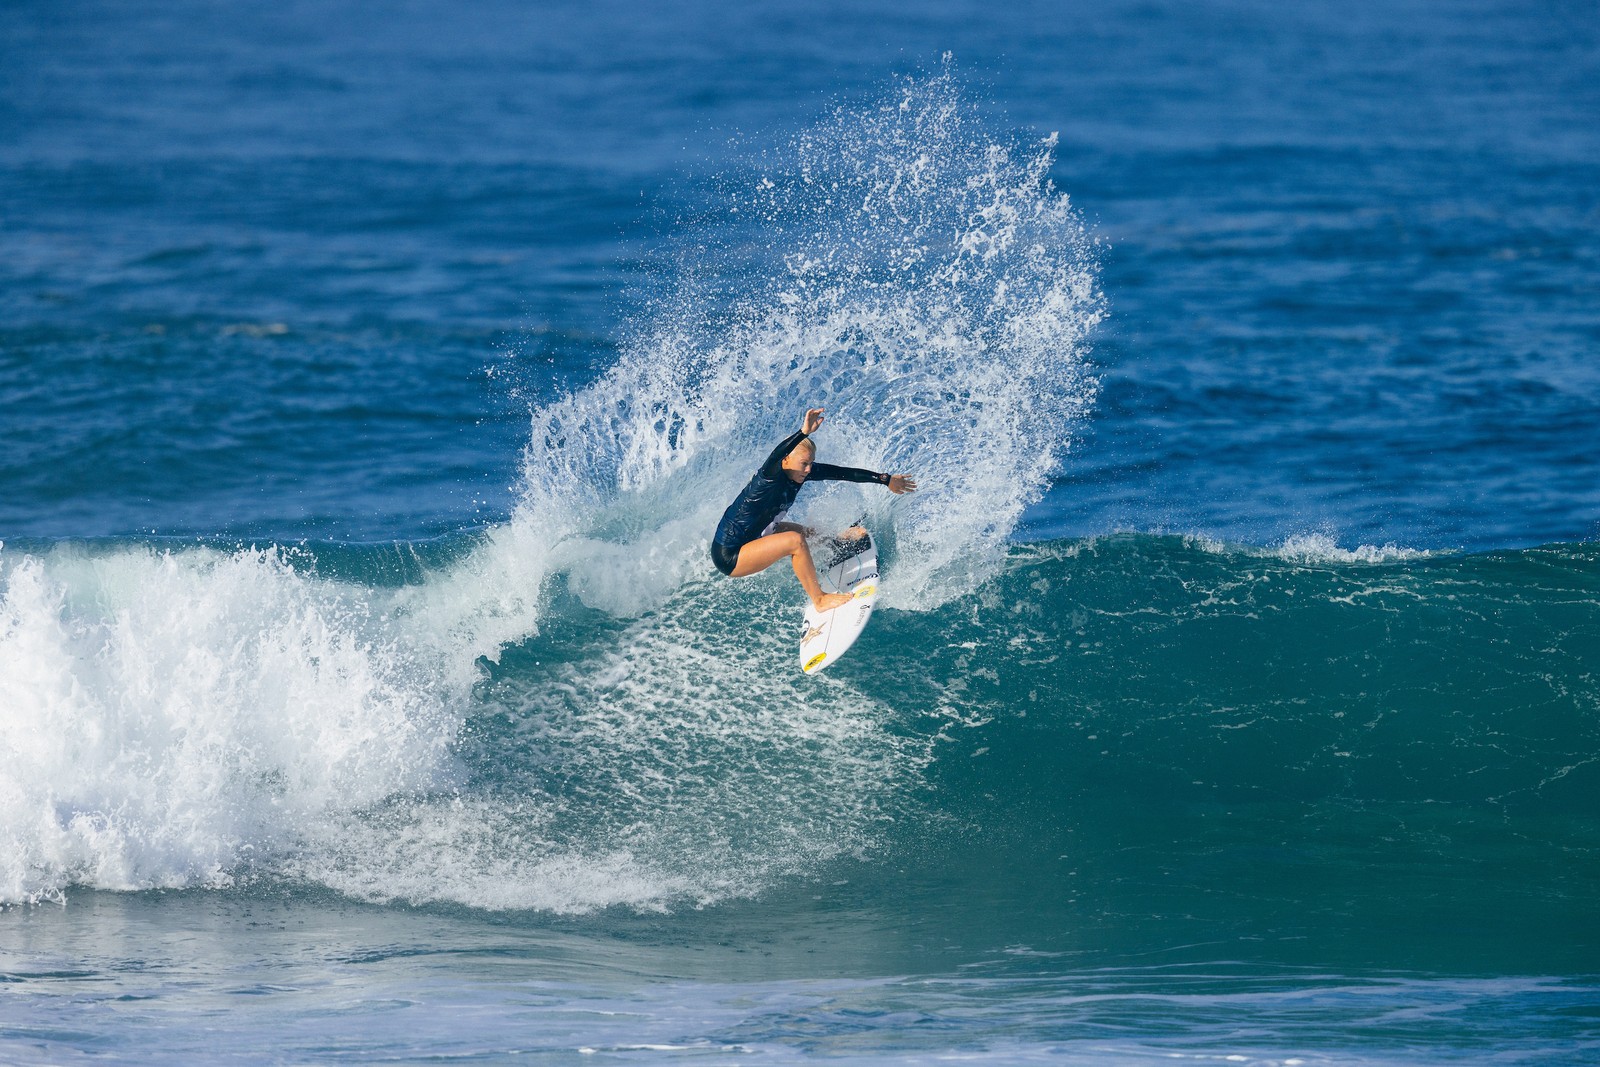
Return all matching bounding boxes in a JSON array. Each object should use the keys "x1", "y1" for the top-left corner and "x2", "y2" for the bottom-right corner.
[{"x1": 712, "y1": 430, "x2": 887, "y2": 550}]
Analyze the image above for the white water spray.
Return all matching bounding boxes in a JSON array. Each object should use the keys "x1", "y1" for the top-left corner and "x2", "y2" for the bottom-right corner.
[
  {"x1": 518, "y1": 63, "x2": 1103, "y2": 612},
  {"x1": 0, "y1": 65, "x2": 1101, "y2": 911}
]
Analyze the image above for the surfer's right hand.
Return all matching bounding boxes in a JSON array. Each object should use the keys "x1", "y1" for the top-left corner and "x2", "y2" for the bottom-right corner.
[{"x1": 802, "y1": 408, "x2": 825, "y2": 434}]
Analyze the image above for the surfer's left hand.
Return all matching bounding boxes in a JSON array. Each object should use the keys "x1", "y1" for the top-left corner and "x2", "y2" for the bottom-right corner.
[{"x1": 887, "y1": 474, "x2": 916, "y2": 494}]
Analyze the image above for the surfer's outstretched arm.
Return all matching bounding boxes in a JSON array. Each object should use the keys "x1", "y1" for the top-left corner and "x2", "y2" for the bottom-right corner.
[{"x1": 808, "y1": 463, "x2": 918, "y2": 494}]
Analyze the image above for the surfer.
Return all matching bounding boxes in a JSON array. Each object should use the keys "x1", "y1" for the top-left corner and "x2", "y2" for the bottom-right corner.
[{"x1": 710, "y1": 407, "x2": 916, "y2": 611}]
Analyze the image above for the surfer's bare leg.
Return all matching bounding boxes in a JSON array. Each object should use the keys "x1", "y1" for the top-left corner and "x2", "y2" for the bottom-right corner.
[{"x1": 730, "y1": 531, "x2": 853, "y2": 611}]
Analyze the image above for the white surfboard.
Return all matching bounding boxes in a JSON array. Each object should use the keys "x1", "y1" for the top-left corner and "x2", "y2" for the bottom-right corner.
[{"x1": 799, "y1": 530, "x2": 878, "y2": 675}]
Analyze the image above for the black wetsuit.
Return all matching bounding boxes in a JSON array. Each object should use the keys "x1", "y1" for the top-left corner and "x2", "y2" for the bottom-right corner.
[{"x1": 710, "y1": 430, "x2": 888, "y2": 575}]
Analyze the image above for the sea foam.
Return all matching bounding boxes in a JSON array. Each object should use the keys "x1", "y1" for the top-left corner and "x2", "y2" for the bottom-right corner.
[{"x1": 0, "y1": 545, "x2": 458, "y2": 904}]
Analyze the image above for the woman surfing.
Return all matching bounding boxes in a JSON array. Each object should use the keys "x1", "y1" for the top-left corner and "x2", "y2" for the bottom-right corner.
[{"x1": 710, "y1": 408, "x2": 916, "y2": 610}]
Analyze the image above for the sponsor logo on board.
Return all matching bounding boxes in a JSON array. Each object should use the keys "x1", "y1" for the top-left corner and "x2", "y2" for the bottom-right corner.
[{"x1": 804, "y1": 652, "x2": 827, "y2": 672}]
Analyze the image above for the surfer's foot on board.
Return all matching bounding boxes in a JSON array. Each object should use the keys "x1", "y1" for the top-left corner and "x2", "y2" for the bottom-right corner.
[{"x1": 814, "y1": 591, "x2": 854, "y2": 612}]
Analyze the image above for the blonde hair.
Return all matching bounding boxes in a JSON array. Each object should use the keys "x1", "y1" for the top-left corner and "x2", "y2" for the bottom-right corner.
[{"x1": 789, "y1": 438, "x2": 816, "y2": 459}]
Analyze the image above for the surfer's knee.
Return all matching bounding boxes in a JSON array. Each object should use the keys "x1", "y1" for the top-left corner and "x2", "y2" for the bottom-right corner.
[{"x1": 761, "y1": 531, "x2": 807, "y2": 569}]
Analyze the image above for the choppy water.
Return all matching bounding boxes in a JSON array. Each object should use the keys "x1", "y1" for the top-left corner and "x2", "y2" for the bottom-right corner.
[{"x1": 3, "y1": 0, "x2": 1599, "y2": 1063}]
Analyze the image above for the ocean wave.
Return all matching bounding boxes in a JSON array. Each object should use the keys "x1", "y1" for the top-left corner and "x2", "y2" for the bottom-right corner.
[{"x1": 7, "y1": 531, "x2": 1594, "y2": 914}]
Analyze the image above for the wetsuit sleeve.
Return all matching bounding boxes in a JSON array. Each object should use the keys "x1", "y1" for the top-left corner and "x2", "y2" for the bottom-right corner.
[
  {"x1": 808, "y1": 462, "x2": 889, "y2": 485},
  {"x1": 759, "y1": 431, "x2": 809, "y2": 478}
]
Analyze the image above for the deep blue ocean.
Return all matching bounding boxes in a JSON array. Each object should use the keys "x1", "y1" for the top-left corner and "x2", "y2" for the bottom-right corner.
[{"x1": 3, "y1": 1, "x2": 1599, "y2": 1063}]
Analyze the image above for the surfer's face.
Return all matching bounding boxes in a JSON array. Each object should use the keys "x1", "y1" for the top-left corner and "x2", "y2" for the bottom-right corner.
[{"x1": 782, "y1": 447, "x2": 814, "y2": 482}]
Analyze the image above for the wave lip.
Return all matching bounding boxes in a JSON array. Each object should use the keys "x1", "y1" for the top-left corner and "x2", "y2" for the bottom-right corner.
[
  {"x1": 1269, "y1": 532, "x2": 1435, "y2": 564},
  {"x1": 1180, "y1": 531, "x2": 1437, "y2": 564}
]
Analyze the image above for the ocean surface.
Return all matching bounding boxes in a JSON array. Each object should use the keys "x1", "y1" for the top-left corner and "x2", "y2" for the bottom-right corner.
[{"x1": 3, "y1": 0, "x2": 1599, "y2": 1063}]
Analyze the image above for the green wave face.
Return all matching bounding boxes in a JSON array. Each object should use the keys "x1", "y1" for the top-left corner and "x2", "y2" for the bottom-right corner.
[
  {"x1": 893, "y1": 535, "x2": 1600, "y2": 814},
  {"x1": 450, "y1": 534, "x2": 1600, "y2": 972}
]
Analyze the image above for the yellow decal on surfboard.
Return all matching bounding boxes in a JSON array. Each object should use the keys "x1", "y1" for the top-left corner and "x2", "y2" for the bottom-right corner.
[
  {"x1": 853, "y1": 584, "x2": 876, "y2": 599},
  {"x1": 804, "y1": 651, "x2": 828, "y2": 672}
]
